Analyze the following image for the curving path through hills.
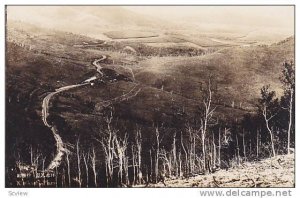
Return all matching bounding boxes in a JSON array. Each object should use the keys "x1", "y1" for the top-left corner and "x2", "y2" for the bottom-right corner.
[
  {"x1": 42, "y1": 54, "x2": 141, "y2": 171},
  {"x1": 42, "y1": 83, "x2": 90, "y2": 170},
  {"x1": 42, "y1": 55, "x2": 107, "y2": 171},
  {"x1": 92, "y1": 55, "x2": 107, "y2": 77}
]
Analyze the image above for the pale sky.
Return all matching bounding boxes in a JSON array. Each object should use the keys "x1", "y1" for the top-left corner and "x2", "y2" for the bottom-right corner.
[
  {"x1": 7, "y1": 6, "x2": 294, "y2": 38},
  {"x1": 125, "y1": 6, "x2": 294, "y2": 29}
]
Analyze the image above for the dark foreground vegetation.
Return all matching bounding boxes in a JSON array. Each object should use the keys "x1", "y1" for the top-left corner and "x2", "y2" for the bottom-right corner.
[{"x1": 6, "y1": 60, "x2": 294, "y2": 187}]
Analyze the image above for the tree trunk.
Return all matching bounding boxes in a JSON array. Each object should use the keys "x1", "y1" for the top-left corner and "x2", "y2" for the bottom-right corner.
[
  {"x1": 213, "y1": 133, "x2": 216, "y2": 169},
  {"x1": 181, "y1": 131, "x2": 188, "y2": 177},
  {"x1": 62, "y1": 168, "x2": 66, "y2": 187},
  {"x1": 191, "y1": 134, "x2": 195, "y2": 174},
  {"x1": 150, "y1": 150, "x2": 153, "y2": 182},
  {"x1": 172, "y1": 133, "x2": 178, "y2": 177},
  {"x1": 263, "y1": 106, "x2": 276, "y2": 157},
  {"x1": 136, "y1": 129, "x2": 142, "y2": 184},
  {"x1": 236, "y1": 134, "x2": 240, "y2": 165},
  {"x1": 91, "y1": 147, "x2": 97, "y2": 187},
  {"x1": 218, "y1": 128, "x2": 221, "y2": 167},
  {"x1": 287, "y1": 89, "x2": 293, "y2": 154},
  {"x1": 201, "y1": 77, "x2": 215, "y2": 173},
  {"x1": 66, "y1": 153, "x2": 71, "y2": 187},
  {"x1": 266, "y1": 123, "x2": 276, "y2": 157},
  {"x1": 269, "y1": 131, "x2": 276, "y2": 157},
  {"x1": 83, "y1": 153, "x2": 89, "y2": 187},
  {"x1": 155, "y1": 127, "x2": 160, "y2": 183},
  {"x1": 132, "y1": 146, "x2": 136, "y2": 185},
  {"x1": 243, "y1": 129, "x2": 246, "y2": 159},
  {"x1": 178, "y1": 151, "x2": 182, "y2": 178},
  {"x1": 55, "y1": 166, "x2": 58, "y2": 187},
  {"x1": 249, "y1": 139, "x2": 252, "y2": 158},
  {"x1": 256, "y1": 129, "x2": 259, "y2": 158},
  {"x1": 76, "y1": 139, "x2": 82, "y2": 187},
  {"x1": 42, "y1": 157, "x2": 46, "y2": 186},
  {"x1": 202, "y1": 132, "x2": 206, "y2": 172}
]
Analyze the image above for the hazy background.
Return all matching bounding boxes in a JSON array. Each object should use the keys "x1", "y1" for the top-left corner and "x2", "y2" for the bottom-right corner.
[
  {"x1": 7, "y1": 6, "x2": 294, "y2": 41},
  {"x1": 126, "y1": 6, "x2": 294, "y2": 29}
]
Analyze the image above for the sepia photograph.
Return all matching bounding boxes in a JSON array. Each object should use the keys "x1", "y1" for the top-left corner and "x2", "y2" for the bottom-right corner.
[{"x1": 5, "y1": 5, "x2": 295, "y2": 189}]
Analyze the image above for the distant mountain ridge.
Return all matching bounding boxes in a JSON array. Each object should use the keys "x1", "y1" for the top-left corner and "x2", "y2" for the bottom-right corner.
[
  {"x1": 7, "y1": 6, "x2": 171, "y2": 39},
  {"x1": 7, "y1": 6, "x2": 293, "y2": 43}
]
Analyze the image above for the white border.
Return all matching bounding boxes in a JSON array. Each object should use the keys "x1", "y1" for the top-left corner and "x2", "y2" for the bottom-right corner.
[{"x1": 1, "y1": 0, "x2": 298, "y2": 198}]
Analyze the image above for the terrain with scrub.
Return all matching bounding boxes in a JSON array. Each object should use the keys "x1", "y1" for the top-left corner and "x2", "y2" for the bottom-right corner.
[
  {"x1": 136, "y1": 154, "x2": 294, "y2": 187},
  {"x1": 6, "y1": 8, "x2": 294, "y2": 188}
]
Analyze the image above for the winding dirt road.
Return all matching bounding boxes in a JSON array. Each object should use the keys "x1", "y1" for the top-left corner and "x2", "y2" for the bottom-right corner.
[
  {"x1": 42, "y1": 54, "x2": 141, "y2": 171},
  {"x1": 42, "y1": 83, "x2": 89, "y2": 170},
  {"x1": 92, "y1": 55, "x2": 107, "y2": 77},
  {"x1": 42, "y1": 55, "x2": 107, "y2": 171}
]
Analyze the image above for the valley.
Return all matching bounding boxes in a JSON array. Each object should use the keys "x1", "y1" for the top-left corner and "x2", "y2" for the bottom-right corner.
[{"x1": 5, "y1": 6, "x2": 294, "y2": 188}]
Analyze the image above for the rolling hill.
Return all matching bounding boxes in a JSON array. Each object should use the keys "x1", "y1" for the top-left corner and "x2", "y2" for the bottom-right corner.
[
  {"x1": 5, "y1": 11, "x2": 294, "y2": 187},
  {"x1": 6, "y1": 19, "x2": 294, "y2": 132}
]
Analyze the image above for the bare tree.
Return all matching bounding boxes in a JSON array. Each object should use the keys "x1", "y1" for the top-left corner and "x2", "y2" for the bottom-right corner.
[
  {"x1": 159, "y1": 148, "x2": 171, "y2": 177},
  {"x1": 212, "y1": 133, "x2": 216, "y2": 169},
  {"x1": 187, "y1": 126, "x2": 195, "y2": 174},
  {"x1": 76, "y1": 138, "x2": 82, "y2": 187},
  {"x1": 123, "y1": 153, "x2": 129, "y2": 186},
  {"x1": 82, "y1": 151, "x2": 90, "y2": 187},
  {"x1": 131, "y1": 145, "x2": 136, "y2": 184},
  {"x1": 281, "y1": 61, "x2": 295, "y2": 154},
  {"x1": 171, "y1": 132, "x2": 178, "y2": 177},
  {"x1": 242, "y1": 129, "x2": 247, "y2": 160},
  {"x1": 62, "y1": 168, "x2": 66, "y2": 187},
  {"x1": 90, "y1": 147, "x2": 97, "y2": 187},
  {"x1": 200, "y1": 78, "x2": 216, "y2": 172},
  {"x1": 155, "y1": 127, "x2": 160, "y2": 183},
  {"x1": 259, "y1": 85, "x2": 278, "y2": 157},
  {"x1": 42, "y1": 157, "x2": 46, "y2": 186},
  {"x1": 262, "y1": 105, "x2": 276, "y2": 157},
  {"x1": 55, "y1": 166, "x2": 58, "y2": 187},
  {"x1": 287, "y1": 88, "x2": 294, "y2": 154},
  {"x1": 114, "y1": 133, "x2": 128, "y2": 185},
  {"x1": 218, "y1": 128, "x2": 221, "y2": 167},
  {"x1": 256, "y1": 129, "x2": 260, "y2": 158},
  {"x1": 135, "y1": 128, "x2": 142, "y2": 184},
  {"x1": 178, "y1": 151, "x2": 183, "y2": 178},
  {"x1": 95, "y1": 113, "x2": 115, "y2": 186},
  {"x1": 149, "y1": 149, "x2": 153, "y2": 182},
  {"x1": 235, "y1": 133, "x2": 240, "y2": 165},
  {"x1": 180, "y1": 131, "x2": 188, "y2": 176}
]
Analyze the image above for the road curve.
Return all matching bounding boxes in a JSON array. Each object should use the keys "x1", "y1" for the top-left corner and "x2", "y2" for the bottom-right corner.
[
  {"x1": 42, "y1": 83, "x2": 89, "y2": 171},
  {"x1": 92, "y1": 55, "x2": 107, "y2": 77},
  {"x1": 42, "y1": 55, "x2": 107, "y2": 171},
  {"x1": 42, "y1": 54, "x2": 141, "y2": 171}
]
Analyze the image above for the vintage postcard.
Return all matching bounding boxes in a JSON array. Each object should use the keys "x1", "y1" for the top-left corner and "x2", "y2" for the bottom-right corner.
[{"x1": 5, "y1": 5, "x2": 294, "y2": 189}]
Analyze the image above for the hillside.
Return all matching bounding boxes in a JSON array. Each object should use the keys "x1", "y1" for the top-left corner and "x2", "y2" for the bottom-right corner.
[
  {"x1": 6, "y1": 13, "x2": 294, "y2": 188},
  {"x1": 135, "y1": 154, "x2": 294, "y2": 187},
  {"x1": 6, "y1": 20, "x2": 294, "y2": 134},
  {"x1": 133, "y1": 37, "x2": 294, "y2": 110}
]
